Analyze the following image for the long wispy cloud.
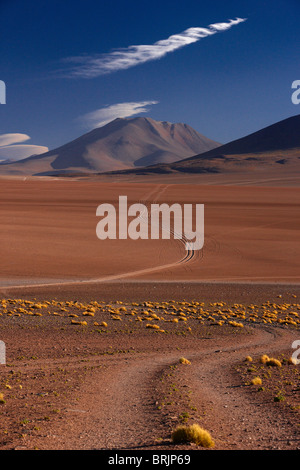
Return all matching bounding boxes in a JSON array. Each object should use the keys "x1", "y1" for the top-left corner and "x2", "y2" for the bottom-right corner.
[
  {"x1": 79, "y1": 100, "x2": 159, "y2": 129},
  {"x1": 0, "y1": 133, "x2": 48, "y2": 161},
  {"x1": 60, "y1": 17, "x2": 246, "y2": 79}
]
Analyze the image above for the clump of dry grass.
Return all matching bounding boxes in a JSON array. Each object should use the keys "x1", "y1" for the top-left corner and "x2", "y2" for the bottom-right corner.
[
  {"x1": 245, "y1": 356, "x2": 253, "y2": 362},
  {"x1": 0, "y1": 393, "x2": 5, "y2": 404},
  {"x1": 260, "y1": 354, "x2": 270, "y2": 364},
  {"x1": 83, "y1": 311, "x2": 94, "y2": 317},
  {"x1": 112, "y1": 315, "x2": 122, "y2": 321},
  {"x1": 171, "y1": 423, "x2": 214, "y2": 448},
  {"x1": 228, "y1": 321, "x2": 244, "y2": 328},
  {"x1": 266, "y1": 358, "x2": 282, "y2": 367},
  {"x1": 259, "y1": 354, "x2": 282, "y2": 367},
  {"x1": 71, "y1": 320, "x2": 87, "y2": 326},
  {"x1": 251, "y1": 377, "x2": 262, "y2": 386},
  {"x1": 179, "y1": 357, "x2": 191, "y2": 365},
  {"x1": 146, "y1": 324, "x2": 160, "y2": 329}
]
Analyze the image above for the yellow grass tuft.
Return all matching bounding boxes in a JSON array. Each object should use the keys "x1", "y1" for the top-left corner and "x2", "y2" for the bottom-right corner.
[
  {"x1": 228, "y1": 321, "x2": 244, "y2": 328},
  {"x1": 260, "y1": 354, "x2": 270, "y2": 364},
  {"x1": 179, "y1": 357, "x2": 191, "y2": 365},
  {"x1": 266, "y1": 358, "x2": 282, "y2": 367},
  {"x1": 245, "y1": 356, "x2": 253, "y2": 362},
  {"x1": 171, "y1": 424, "x2": 214, "y2": 448},
  {"x1": 71, "y1": 320, "x2": 87, "y2": 326},
  {"x1": 83, "y1": 311, "x2": 95, "y2": 317},
  {"x1": 251, "y1": 376, "x2": 262, "y2": 386}
]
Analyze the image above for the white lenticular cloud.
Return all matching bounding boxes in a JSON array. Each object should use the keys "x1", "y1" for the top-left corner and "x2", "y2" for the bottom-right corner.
[
  {"x1": 0, "y1": 133, "x2": 30, "y2": 147},
  {"x1": 62, "y1": 17, "x2": 246, "y2": 78},
  {"x1": 80, "y1": 100, "x2": 159, "y2": 129},
  {"x1": 0, "y1": 133, "x2": 48, "y2": 161}
]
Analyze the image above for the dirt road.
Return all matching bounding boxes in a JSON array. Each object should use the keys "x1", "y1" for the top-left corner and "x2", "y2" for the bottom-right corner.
[{"x1": 21, "y1": 323, "x2": 298, "y2": 451}]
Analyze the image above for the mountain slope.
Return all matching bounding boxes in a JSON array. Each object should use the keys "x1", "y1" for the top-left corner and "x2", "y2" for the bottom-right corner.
[
  {"x1": 103, "y1": 114, "x2": 300, "y2": 177},
  {"x1": 0, "y1": 117, "x2": 221, "y2": 176},
  {"x1": 186, "y1": 113, "x2": 300, "y2": 159}
]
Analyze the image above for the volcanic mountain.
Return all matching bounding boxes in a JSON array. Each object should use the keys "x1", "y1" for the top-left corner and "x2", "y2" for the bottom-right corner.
[
  {"x1": 105, "y1": 114, "x2": 300, "y2": 178},
  {"x1": 0, "y1": 117, "x2": 221, "y2": 176}
]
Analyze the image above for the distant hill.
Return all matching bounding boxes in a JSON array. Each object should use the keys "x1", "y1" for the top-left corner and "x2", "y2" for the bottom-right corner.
[
  {"x1": 0, "y1": 158, "x2": 15, "y2": 164},
  {"x1": 0, "y1": 117, "x2": 221, "y2": 176}
]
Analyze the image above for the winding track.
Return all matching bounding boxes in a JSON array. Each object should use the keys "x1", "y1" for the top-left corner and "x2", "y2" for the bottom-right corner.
[{"x1": 32, "y1": 324, "x2": 299, "y2": 450}]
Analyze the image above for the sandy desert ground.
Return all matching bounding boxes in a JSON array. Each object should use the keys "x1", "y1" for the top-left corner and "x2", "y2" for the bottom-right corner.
[
  {"x1": 0, "y1": 178, "x2": 299, "y2": 451},
  {"x1": 0, "y1": 179, "x2": 299, "y2": 287}
]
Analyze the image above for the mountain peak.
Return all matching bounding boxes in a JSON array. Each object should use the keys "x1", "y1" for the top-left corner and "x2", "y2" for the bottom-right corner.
[
  {"x1": 0, "y1": 117, "x2": 221, "y2": 176},
  {"x1": 118, "y1": 113, "x2": 300, "y2": 178}
]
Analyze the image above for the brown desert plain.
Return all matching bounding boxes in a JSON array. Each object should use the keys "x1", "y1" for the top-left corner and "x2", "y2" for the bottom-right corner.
[{"x1": 0, "y1": 174, "x2": 300, "y2": 451}]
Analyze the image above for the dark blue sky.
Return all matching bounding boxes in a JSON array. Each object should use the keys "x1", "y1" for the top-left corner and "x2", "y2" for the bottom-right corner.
[{"x1": 0, "y1": 0, "x2": 299, "y2": 156}]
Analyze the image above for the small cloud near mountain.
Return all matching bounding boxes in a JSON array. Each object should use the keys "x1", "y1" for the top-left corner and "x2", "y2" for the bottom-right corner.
[{"x1": 0, "y1": 133, "x2": 48, "y2": 163}]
